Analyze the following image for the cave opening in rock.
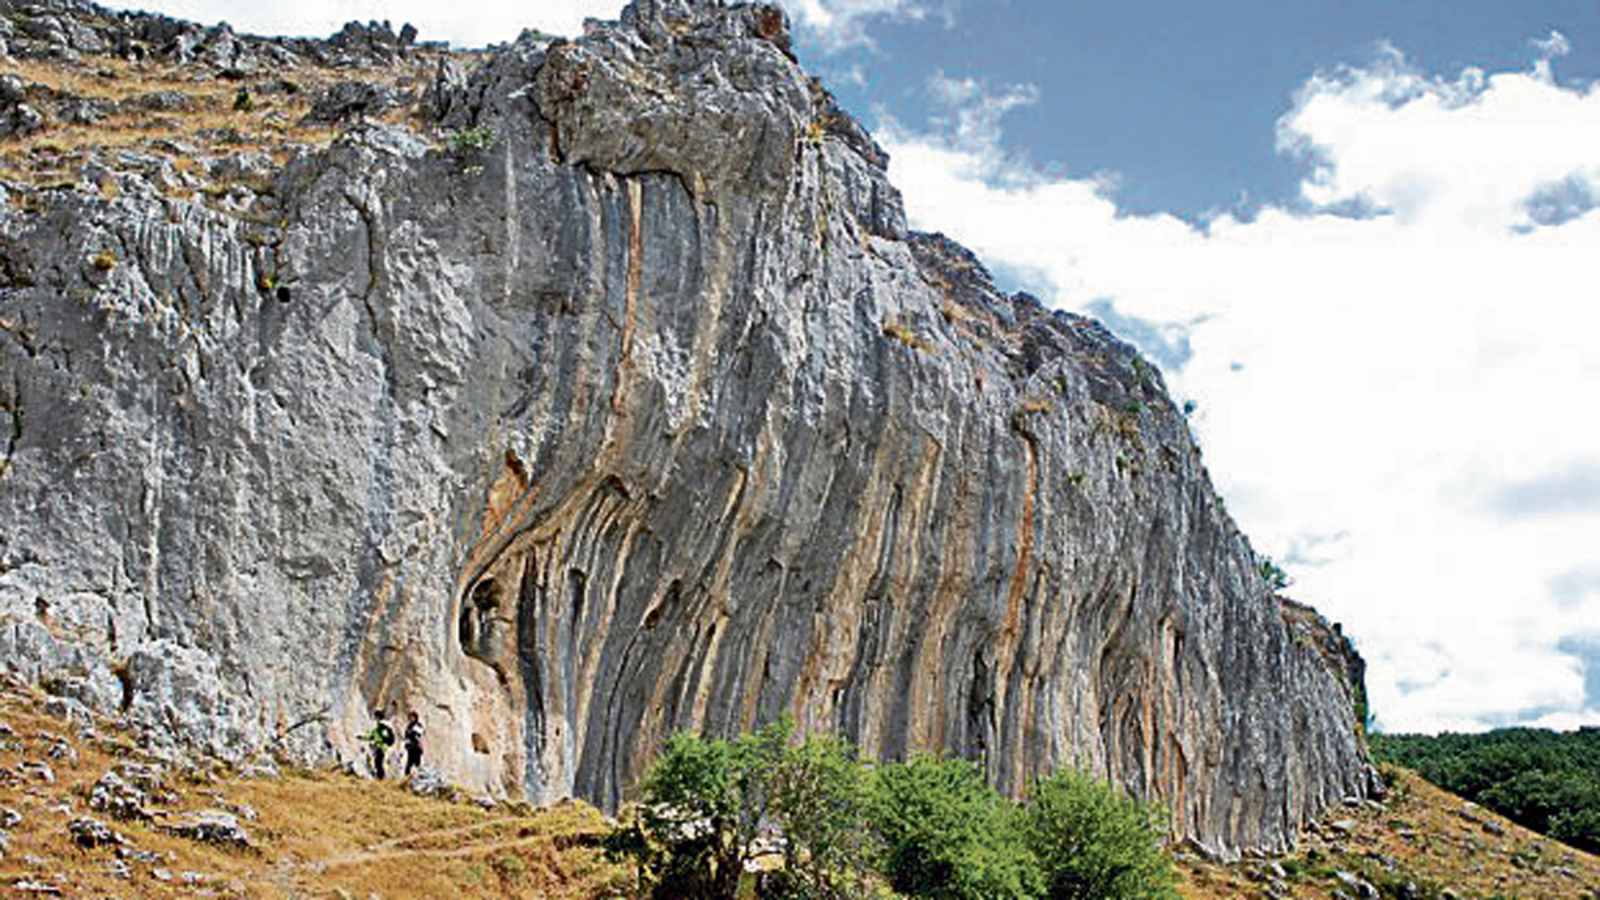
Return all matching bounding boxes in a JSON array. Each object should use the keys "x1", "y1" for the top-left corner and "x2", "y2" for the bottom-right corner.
[{"x1": 460, "y1": 577, "x2": 502, "y2": 661}]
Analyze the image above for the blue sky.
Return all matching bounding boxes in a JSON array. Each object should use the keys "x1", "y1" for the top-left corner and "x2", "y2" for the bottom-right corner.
[
  {"x1": 802, "y1": 0, "x2": 1600, "y2": 217},
  {"x1": 100, "y1": 0, "x2": 1600, "y2": 737}
]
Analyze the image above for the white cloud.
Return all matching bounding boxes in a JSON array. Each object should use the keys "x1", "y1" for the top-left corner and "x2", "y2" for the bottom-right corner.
[
  {"x1": 1528, "y1": 709, "x2": 1600, "y2": 732},
  {"x1": 97, "y1": 0, "x2": 629, "y2": 46},
  {"x1": 1533, "y1": 29, "x2": 1572, "y2": 59},
  {"x1": 776, "y1": 0, "x2": 945, "y2": 52},
  {"x1": 881, "y1": 50, "x2": 1600, "y2": 734}
]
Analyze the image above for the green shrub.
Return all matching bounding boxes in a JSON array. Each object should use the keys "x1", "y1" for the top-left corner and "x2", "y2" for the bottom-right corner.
[
  {"x1": 625, "y1": 729, "x2": 747, "y2": 899},
  {"x1": 615, "y1": 731, "x2": 1188, "y2": 900},
  {"x1": 492, "y1": 853, "x2": 527, "y2": 883},
  {"x1": 1021, "y1": 769, "x2": 1176, "y2": 900},
  {"x1": 867, "y1": 755, "x2": 1037, "y2": 900},
  {"x1": 768, "y1": 729, "x2": 875, "y2": 898},
  {"x1": 606, "y1": 718, "x2": 874, "y2": 900},
  {"x1": 450, "y1": 124, "x2": 497, "y2": 154},
  {"x1": 1256, "y1": 554, "x2": 1292, "y2": 592}
]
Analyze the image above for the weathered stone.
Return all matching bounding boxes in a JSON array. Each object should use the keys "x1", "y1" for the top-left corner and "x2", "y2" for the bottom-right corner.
[
  {"x1": 90, "y1": 770, "x2": 151, "y2": 821},
  {"x1": 0, "y1": 76, "x2": 45, "y2": 138},
  {"x1": 132, "y1": 90, "x2": 191, "y2": 111},
  {"x1": 0, "y1": 0, "x2": 1370, "y2": 859},
  {"x1": 18, "y1": 761, "x2": 54, "y2": 784},
  {"x1": 162, "y1": 810, "x2": 250, "y2": 848},
  {"x1": 301, "y1": 80, "x2": 404, "y2": 125},
  {"x1": 68, "y1": 815, "x2": 120, "y2": 848},
  {"x1": 1334, "y1": 871, "x2": 1379, "y2": 900},
  {"x1": 407, "y1": 766, "x2": 448, "y2": 798},
  {"x1": 115, "y1": 845, "x2": 161, "y2": 864},
  {"x1": 114, "y1": 762, "x2": 167, "y2": 793},
  {"x1": 237, "y1": 758, "x2": 279, "y2": 780}
]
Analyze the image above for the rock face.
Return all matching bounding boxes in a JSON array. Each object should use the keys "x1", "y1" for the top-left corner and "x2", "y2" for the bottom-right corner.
[{"x1": 0, "y1": 0, "x2": 1369, "y2": 857}]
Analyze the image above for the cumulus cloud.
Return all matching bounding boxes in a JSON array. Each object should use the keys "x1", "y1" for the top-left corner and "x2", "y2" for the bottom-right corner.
[
  {"x1": 880, "y1": 47, "x2": 1600, "y2": 734},
  {"x1": 777, "y1": 0, "x2": 949, "y2": 52},
  {"x1": 1280, "y1": 45, "x2": 1600, "y2": 230},
  {"x1": 98, "y1": 0, "x2": 629, "y2": 45}
]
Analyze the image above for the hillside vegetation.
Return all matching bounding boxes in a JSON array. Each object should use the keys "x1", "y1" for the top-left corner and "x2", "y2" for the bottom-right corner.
[
  {"x1": 6, "y1": 673, "x2": 1600, "y2": 899},
  {"x1": 1175, "y1": 767, "x2": 1600, "y2": 900},
  {"x1": 0, "y1": 674, "x2": 628, "y2": 897},
  {"x1": 1372, "y1": 728, "x2": 1600, "y2": 854}
]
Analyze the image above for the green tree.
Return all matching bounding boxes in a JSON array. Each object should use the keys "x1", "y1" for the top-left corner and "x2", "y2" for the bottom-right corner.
[
  {"x1": 1021, "y1": 768, "x2": 1177, "y2": 900},
  {"x1": 1371, "y1": 726, "x2": 1600, "y2": 854},
  {"x1": 866, "y1": 755, "x2": 1038, "y2": 900},
  {"x1": 628, "y1": 729, "x2": 750, "y2": 898},
  {"x1": 767, "y1": 730, "x2": 875, "y2": 898},
  {"x1": 606, "y1": 718, "x2": 876, "y2": 900}
]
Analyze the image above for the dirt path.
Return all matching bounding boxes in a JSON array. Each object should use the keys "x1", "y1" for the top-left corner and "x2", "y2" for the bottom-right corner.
[
  {"x1": 355, "y1": 816, "x2": 530, "y2": 854},
  {"x1": 286, "y1": 815, "x2": 598, "y2": 869},
  {"x1": 319, "y1": 833, "x2": 557, "y2": 867}
]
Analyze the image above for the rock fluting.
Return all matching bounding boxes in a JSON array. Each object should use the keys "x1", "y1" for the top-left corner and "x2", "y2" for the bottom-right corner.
[{"x1": 0, "y1": 0, "x2": 1371, "y2": 857}]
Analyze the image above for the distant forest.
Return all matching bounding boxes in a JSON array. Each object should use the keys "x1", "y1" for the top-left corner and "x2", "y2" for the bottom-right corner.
[{"x1": 1371, "y1": 727, "x2": 1600, "y2": 854}]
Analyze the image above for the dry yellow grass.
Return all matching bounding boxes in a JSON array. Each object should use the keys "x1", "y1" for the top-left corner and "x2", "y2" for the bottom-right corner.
[
  {"x1": 0, "y1": 676, "x2": 630, "y2": 898},
  {"x1": 0, "y1": 49, "x2": 484, "y2": 189},
  {"x1": 1175, "y1": 769, "x2": 1600, "y2": 900}
]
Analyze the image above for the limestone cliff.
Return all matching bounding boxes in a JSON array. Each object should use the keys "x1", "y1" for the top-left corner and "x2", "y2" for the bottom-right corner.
[{"x1": 0, "y1": 0, "x2": 1372, "y2": 856}]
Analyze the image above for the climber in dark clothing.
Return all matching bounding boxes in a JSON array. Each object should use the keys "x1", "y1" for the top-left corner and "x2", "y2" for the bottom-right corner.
[
  {"x1": 366, "y1": 709, "x2": 395, "y2": 780},
  {"x1": 404, "y1": 711, "x2": 425, "y2": 777}
]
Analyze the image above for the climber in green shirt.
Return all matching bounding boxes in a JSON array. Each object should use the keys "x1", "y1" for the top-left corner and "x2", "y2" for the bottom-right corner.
[{"x1": 365, "y1": 708, "x2": 396, "y2": 780}]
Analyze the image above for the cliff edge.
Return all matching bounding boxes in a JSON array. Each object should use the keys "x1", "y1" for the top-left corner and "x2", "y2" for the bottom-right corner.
[{"x1": 0, "y1": 0, "x2": 1372, "y2": 857}]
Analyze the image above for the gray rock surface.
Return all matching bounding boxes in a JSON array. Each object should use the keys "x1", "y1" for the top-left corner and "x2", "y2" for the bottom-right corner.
[
  {"x1": 0, "y1": 0, "x2": 1370, "y2": 857},
  {"x1": 0, "y1": 0, "x2": 423, "y2": 67},
  {"x1": 68, "y1": 815, "x2": 120, "y2": 848},
  {"x1": 407, "y1": 766, "x2": 448, "y2": 798},
  {"x1": 90, "y1": 770, "x2": 151, "y2": 821},
  {"x1": 162, "y1": 810, "x2": 250, "y2": 847}
]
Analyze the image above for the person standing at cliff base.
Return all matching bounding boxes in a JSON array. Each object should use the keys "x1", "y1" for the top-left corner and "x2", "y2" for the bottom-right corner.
[
  {"x1": 404, "y1": 711, "x2": 425, "y2": 777},
  {"x1": 365, "y1": 709, "x2": 395, "y2": 780}
]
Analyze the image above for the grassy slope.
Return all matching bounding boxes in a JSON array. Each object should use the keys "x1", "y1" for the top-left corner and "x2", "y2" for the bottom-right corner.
[
  {"x1": 0, "y1": 677, "x2": 630, "y2": 898},
  {"x1": 0, "y1": 34, "x2": 481, "y2": 196},
  {"x1": 1175, "y1": 769, "x2": 1600, "y2": 900},
  {"x1": 9, "y1": 661, "x2": 1600, "y2": 900}
]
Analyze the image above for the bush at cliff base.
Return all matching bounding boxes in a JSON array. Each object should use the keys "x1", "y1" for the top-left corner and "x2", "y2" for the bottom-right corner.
[
  {"x1": 607, "y1": 724, "x2": 1178, "y2": 900},
  {"x1": 866, "y1": 755, "x2": 1038, "y2": 900},
  {"x1": 602, "y1": 718, "x2": 874, "y2": 900},
  {"x1": 1021, "y1": 768, "x2": 1178, "y2": 900}
]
